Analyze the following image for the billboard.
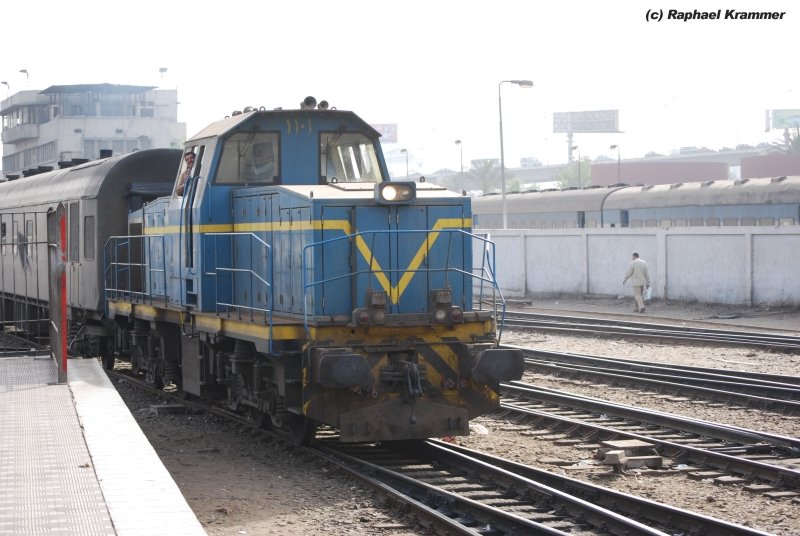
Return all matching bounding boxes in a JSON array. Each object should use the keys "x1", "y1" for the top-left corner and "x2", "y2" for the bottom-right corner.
[
  {"x1": 553, "y1": 110, "x2": 619, "y2": 133},
  {"x1": 370, "y1": 123, "x2": 398, "y2": 143},
  {"x1": 771, "y1": 109, "x2": 800, "y2": 129}
]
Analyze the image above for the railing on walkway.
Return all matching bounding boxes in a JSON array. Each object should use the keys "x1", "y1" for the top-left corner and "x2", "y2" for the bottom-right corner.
[
  {"x1": 103, "y1": 229, "x2": 507, "y2": 347},
  {"x1": 301, "y1": 228, "x2": 506, "y2": 337},
  {"x1": 202, "y1": 232, "x2": 273, "y2": 319},
  {"x1": 103, "y1": 235, "x2": 167, "y2": 305}
]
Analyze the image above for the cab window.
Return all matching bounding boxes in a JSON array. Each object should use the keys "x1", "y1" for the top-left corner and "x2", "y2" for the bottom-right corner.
[
  {"x1": 216, "y1": 132, "x2": 279, "y2": 185},
  {"x1": 320, "y1": 132, "x2": 383, "y2": 183}
]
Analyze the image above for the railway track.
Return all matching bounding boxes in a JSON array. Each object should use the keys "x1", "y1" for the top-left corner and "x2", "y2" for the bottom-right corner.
[
  {"x1": 513, "y1": 346, "x2": 800, "y2": 412},
  {"x1": 316, "y1": 438, "x2": 772, "y2": 536},
  {"x1": 107, "y1": 367, "x2": 771, "y2": 535},
  {"x1": 499, "y1": 381, "x2": 800, "y2": 493},
  {"x1": 502, "y1": 310, "x2": 800, "y2": 351}
]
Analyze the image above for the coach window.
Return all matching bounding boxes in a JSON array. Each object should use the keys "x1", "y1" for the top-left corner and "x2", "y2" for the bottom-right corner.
[
  {"x1": 84, "y1": 216, "x2": 95, "y2": 260},
  {"x1": 577, "y1": 211, "x2": 586, "y2": 228},
  {"x1": 1, "y1": 222, "x2": 5, "y2": 255},
  {"x1": 69, "y1": 203, "x2": 79, "y2": 262},
  {"x1": 12, "y1": 221, "x2": 18, "y2": 255},
  {"x1": 619, "y1": 210, "x2": 630, "y2": 228},
  {"x1": 26, "y1": 220, "x2": 33, "y2": 249},
  {"x1": 216, "y1": 132, "x2": 279, "y2": 185}
]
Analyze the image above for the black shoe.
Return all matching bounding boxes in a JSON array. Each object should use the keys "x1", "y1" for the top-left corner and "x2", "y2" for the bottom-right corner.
[{"x1": 639, "y1": 308, "x2": 646, "y2": 313}]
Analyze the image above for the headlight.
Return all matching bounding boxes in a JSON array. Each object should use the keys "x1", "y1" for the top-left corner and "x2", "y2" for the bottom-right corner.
[{"x1": 375, "y1": 182, "x2": 416, "y2": 204}]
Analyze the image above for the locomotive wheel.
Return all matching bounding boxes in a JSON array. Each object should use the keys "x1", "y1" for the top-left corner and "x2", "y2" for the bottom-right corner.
[
  {"x1": 145, "y1": 368, "x2": 164, "y2": 389},
  {"x1": 101, "y1": 352, "x2": 116, "y2": 371},
  {"x1": 288, "y1": 416, "x2": 317, "y2": 446},
  {"x1": 132, "y1": 345, "x2": 145, "y2": 376},
  {"x1": 249, "y1": 409, "x2": 272, "y2": 430}
]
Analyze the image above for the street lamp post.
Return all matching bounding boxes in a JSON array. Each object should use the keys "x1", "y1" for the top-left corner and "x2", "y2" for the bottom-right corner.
[
  {"x1": 499, "y1": 79, "x2": 533, "y2": 229},
  {"x1": 571, "y1": 145, "x2": 581, "y2": 187},
  {"x1": 400, "y1": 148, "x2": 409, "y2": 180},
  {"x1": 454, "y1": 140, "x2": 463, "y2": 174},
  {"x1": 610, "y1": 144, "x2": 621, "y2": 183}
]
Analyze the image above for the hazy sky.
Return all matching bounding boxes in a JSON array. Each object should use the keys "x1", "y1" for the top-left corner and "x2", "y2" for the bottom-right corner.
[{"x1": 3, "y1": 0, "x2": 797, "y2": 176}]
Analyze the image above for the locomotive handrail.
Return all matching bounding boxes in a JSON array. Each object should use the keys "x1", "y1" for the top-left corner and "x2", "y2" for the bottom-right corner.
[
  {"x1": 202, "y1": 232, "x2": 274, "y2": 353},
  {"x1": 103, "y1": 234, "x2": 168, "y2": 308},
  {"x1": 301, "y1": 228, "x2": 504, "y2": 338}
]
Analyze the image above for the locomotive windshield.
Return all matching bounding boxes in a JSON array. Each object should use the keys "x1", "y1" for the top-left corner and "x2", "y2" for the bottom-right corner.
[
  {"x1": 320, "y1": 131, "x2": 384, "y2": 183},
  {"x1": 216, "y1": 131, "x2": 279, "y2": 185}
]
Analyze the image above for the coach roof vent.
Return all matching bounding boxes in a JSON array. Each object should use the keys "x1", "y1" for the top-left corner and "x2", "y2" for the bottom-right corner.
[
  {"x1": 701, "y1": 180, "x2": 715, "y2": 187},
  {"x1": 771, "y1": 176, "x2": 787, "y2": 183},
  {"x1": 58, "y1": 161, "x2": 75, "y2": 169},
  {"x1": 642, "y1": 185, "x2": 654, "y2": 191},
  {"x1": 71, "y1": 158, "x2": 90, "y2": 166},
  {"x1": 37, "y1": 166, "x2": 53, "y2": 173},
  {"x1": 669, "y1": 182, "x2": 684, "y2": 189},
  {"x1": 6, "y1": 174, "x2": 20, "y2": 181},
  {"x1": 734, "y1": 178, "x2": 749, "y2": 186}
]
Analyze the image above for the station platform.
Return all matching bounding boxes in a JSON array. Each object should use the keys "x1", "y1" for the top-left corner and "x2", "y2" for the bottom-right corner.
[{"x1": 0, "y1": 356, "x2": 206, "y2": 536}]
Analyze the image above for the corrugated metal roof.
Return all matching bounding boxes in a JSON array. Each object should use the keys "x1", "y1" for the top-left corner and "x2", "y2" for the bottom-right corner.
[
  {"x1": 473, "y1": 187, "x2": 623, "y2": 214},
  {"x1": 605, "y1": 176, "x2": 800, "y2": 208}
]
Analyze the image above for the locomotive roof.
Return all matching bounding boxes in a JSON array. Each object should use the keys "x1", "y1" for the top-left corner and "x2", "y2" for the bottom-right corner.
[
  {"x1": 0, "y1": 149, "x2": 180, "y2": 209},
  {"x1": 188, "y1": 109, "x2": 381, "y2": 141},
  {"x1": 268, "y1": 182, "x2": 463, "y2": 201},
  {"x1": 604, "y1": 176, "x2": 800, "y2": 208}
]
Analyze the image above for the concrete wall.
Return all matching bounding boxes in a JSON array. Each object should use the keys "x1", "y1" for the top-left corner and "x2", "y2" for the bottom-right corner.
[{"x1": 484, "y1": 227, "x2": 800, "y2": 306}]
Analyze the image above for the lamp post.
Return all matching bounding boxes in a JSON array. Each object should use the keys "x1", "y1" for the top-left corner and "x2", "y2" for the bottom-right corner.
[
  {"x1": 400, "y1": 148, "x2": 409, "y2": 180},
  {"x1": 610, "y1": 144, "x2": 621, "y2": 183},
  {"x1": 454, "y1": 140, "x2": 463, "y2": 174},
  {"x1": 571, "y1": 145, "x2": 581, "y2": 188},
  {"x1": 499, "y1": 79, "x2": 533, "y2": 229}
]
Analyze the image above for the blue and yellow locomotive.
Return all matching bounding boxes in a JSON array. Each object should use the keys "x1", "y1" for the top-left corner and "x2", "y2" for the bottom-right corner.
[{"x1": 101, "y1": 97, "x2": 523, "y2": 442}]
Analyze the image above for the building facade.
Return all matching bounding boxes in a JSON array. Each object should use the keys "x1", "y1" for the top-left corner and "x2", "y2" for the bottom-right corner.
[{"x1": 1, "y1": 83, "x2": 185, "y2": 179}]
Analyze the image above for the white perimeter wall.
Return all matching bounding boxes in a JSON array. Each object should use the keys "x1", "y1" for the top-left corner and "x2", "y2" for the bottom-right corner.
[{"x1": 478, "y1": 227, "x2": 800, "y2": 306}]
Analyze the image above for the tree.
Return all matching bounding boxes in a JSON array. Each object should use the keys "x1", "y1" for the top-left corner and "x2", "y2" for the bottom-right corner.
[
  {"x1": 777, "y1": 127, "x2": 800, "y2": 154},
  {"x1": 465, "y1": 159, "x2": 501, "y2": 194},
  {"x1": 554, "y1": 157, "x2": 592, "y2": 189}
]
